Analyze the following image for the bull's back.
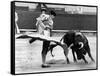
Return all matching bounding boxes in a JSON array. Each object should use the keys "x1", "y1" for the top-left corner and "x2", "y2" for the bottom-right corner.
[{"x1": 63, "y1": 32, "x2": 75, "y2": 46}]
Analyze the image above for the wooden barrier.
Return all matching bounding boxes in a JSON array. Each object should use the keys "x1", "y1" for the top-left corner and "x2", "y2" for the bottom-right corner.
[{"x1": 16, "y1": 10, "x2": 97, "y2": 31}]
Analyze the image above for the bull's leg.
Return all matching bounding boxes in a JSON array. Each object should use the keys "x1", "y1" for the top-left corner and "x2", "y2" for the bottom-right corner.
[
  {"x1": 85, "y1": 44, "x2": 95, "y2": 62},
  {"x1": 72, "y1": 49, "x2": 77, "y2": 62},
  {"x1": 62, "y1": 44, "x2": 70, "y2": 64},
  {"x1": 88, "y1": 52, "x2": 95, "y2": 62},
  {"x1": 64, "y1": 50, "x2": 70, "y2": 64},
  {"x1": 82, "y1": 55, "x2": 88, "y2": 64},
  {"x1": 66, "y1": 57, "x2": 70, "y2": 64},
  {"x1": 41, "y1": 41, "x2": 50, "y2": 68}
]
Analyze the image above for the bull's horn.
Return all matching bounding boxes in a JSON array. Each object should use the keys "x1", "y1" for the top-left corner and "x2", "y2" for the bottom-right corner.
[{"x1": 79, "y1": 42, "x2": 84, "y2": 49}]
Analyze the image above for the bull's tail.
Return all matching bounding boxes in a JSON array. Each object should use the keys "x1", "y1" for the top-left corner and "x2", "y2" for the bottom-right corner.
[
  {"x1": 49, "y1": 36, "x2": 64, "y2": 57},
  {"x1": 48, "y1": 44, "x2": 58, "y2": 57},
  {"x1": 50, "y1": 49, "x2": 54, "y2": 57}
]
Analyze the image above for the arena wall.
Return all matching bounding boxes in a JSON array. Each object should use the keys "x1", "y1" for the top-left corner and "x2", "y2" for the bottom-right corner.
[{"x1": 16, "y1": 10, "x2": 97, "y2": 31}]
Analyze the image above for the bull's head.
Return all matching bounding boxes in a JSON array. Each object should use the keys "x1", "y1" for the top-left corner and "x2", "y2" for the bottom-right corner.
[
  {"x1": 74, "y1": 41, "x2": 84, "y2": 49},
  {"x1": 75, "y1": 34, "x2": 84, "y2": 49}
]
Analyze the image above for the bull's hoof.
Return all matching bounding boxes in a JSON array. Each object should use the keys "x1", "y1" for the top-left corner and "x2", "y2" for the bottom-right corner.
[
  {"x1": 93, "y1": 60, "x2": 95, "y2": 63},
  {"x1": 85, "y1": 61, "x2": 88, "y2": 64},
  {"x1": 67, "y1": 61, "x2": 70, "y2": 64},
  {"x1": 92, "y1": 59, "x2": 95, "y2": 63},
  {"x1": 77, "y1": 57, "x2": 82, "y2": 60},
  {"x1": 41, "y1": 64, "x2": 51, "y2": 68},
  {"x1": 74, "y1": 60, "x2": 77, "y2": 63}
]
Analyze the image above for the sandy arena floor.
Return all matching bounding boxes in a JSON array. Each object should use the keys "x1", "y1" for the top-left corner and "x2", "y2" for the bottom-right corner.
[{"x1": 15, "y1": 32, "x2": 97, "y2": 74}]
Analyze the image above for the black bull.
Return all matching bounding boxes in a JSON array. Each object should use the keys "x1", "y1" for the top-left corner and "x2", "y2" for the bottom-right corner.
[
  {"x1": 16, "y1": 31, "x2": 95, "y2": 67},
  {"x1": 49, "y1": 31, "x2": 95, "y2": 64}
]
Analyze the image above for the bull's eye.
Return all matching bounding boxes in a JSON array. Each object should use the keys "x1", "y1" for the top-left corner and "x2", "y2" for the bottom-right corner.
[
  {"x1": 75, "y1": 42, "x2": 79, "y2": 45},
  {"x1": 74, "y1": 42, "x2": 81, "y2": 48}
]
